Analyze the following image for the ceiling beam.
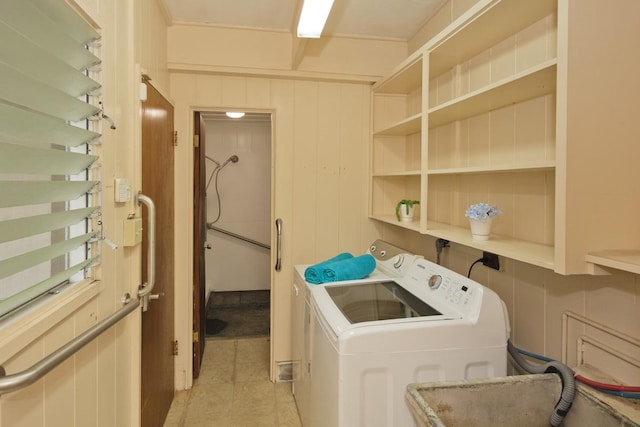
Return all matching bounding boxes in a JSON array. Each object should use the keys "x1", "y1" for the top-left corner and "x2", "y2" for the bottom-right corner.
[{"x1": 291, "y1": 38, "x2": 308, "y2": 70}]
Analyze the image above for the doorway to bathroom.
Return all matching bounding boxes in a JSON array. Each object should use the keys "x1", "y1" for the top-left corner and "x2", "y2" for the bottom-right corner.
[{"x1": 192, "y1": 111, "x2": 272, "y2": 376}]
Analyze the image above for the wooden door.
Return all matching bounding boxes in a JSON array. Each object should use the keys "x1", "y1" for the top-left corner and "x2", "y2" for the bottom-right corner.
[
  {"x1": 192, "y1": 112, "x2": 206, "y2": 377},
  {"x1": 141, "y1": 80, "x2": 175, "y2": 427}
]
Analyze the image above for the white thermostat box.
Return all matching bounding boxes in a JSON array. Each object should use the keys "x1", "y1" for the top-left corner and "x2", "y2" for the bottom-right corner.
[{"x1": 114, "y1": 178, "x2": 131, "y2": 202}]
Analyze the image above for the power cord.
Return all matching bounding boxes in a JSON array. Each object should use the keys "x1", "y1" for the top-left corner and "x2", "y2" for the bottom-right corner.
[
  {"x1": 467, "y1": 258, "x2": 484, "y2": 277},
  {"x1": 468, "y1": 252, "x2": 500, "y2": 277}
]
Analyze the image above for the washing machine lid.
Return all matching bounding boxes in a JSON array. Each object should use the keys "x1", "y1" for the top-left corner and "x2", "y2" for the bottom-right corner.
[{"x1": 325, "y1": 280, "x2": 441, "y2": 324}]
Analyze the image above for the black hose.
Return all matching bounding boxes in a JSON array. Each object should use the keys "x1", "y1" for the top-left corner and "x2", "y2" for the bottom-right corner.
[{"x1": 508, "y1": 340, "x2": 576, "y2": 426}]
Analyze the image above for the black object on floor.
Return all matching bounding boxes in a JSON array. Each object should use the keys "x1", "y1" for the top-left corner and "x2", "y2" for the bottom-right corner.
[{"x1": 205, "y1": 290, "x2": 270, "y2": 338}]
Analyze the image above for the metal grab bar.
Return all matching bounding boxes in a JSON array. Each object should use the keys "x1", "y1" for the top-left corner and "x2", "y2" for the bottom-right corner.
[
  {"x1": 137, "y1": 193, "x2": 156, "y2": 312},
  {"x1": 0, "y1": 295, "x2": 140, "y2": 395},
  {"x1": 275, "y1": 218, "x2": 282, "y2": 271},
  {"x1": 206, "y1": 223, "x2": 270, "y2": 250}
]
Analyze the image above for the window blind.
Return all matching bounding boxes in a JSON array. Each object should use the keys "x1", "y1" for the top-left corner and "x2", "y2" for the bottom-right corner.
[{"x1": 0, "y1": 0, "x2": 102, "y2": 316}]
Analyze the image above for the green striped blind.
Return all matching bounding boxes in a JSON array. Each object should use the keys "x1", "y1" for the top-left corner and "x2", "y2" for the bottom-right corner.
[{"x1": 0, "y1": 0, "x2": 102, "y2": 316}]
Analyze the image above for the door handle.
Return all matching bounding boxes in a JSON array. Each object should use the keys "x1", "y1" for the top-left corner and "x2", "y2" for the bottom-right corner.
[
  {"x1": 137, "y1": 192, "x2": 156, "y2": 312},
  {"x1": 275, "y1": 218, "x2": 282, "y2": 271}
]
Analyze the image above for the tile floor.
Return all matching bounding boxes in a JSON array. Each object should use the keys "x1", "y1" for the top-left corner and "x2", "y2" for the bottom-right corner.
[{"x1": 163, "y1": 337, "x2": 302, "y2": 427}]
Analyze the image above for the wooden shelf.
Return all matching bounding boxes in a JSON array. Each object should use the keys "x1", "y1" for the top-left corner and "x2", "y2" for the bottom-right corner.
[
  {"x1": 374, "y1": 113, "x2": 422, "y2": 136},
  {"x1": 428, "y1": 0, "x2": 557, "y2": 77},
  {"x1": 372, "y1": 53, "x2": 423, "y2": 94},
  {"x1": 372, "y1": 170, "x2": 421, "y2": 177},
  {"x1": 370, "y1": 0, "x2": 640, "y2": 275},
  {"x1": 370, "y1": 215, "x2": 422, "y2": 232},
  {"x1": 427, "y1": 162, "x2": 555, "y2": 175},
  {"x1": 585, "y1": 250, "x2": 640, "y2": 275},
  {"x1": 426, "y1": 221, "x2": 555, "y2": 270},
  {"x1": 428, "y1": 61, "x2": 557, "y2": 128}
]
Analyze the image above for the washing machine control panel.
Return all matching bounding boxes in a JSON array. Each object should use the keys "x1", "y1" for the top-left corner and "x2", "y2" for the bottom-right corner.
[
  {"x1": 404, "y1": 259, "x2": 483, "y2": 317},
  {"x1": 368, "y1": 239, "x2": 422, "y2": 277}
]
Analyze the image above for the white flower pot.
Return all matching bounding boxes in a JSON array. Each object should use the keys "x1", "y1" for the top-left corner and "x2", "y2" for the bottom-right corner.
[
  {"x1": 469, "y1": 218, "x2": 493, "y2": 240},
  {"x1": 399, "y1": 203, "x2": 415, "y2": 222}
]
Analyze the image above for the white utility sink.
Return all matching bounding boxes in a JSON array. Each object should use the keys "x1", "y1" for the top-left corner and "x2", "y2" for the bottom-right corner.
[{"x1": 406, "y1": 374, "x2": 640, "y2": 427}]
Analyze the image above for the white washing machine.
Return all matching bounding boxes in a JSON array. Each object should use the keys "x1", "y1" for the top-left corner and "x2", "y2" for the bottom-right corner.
[
  {"x1": 308, "y1": 257, "x2": 510, "y2": 427},
  {"x1": 292, "y1": 240, "x2": 422, "y2": 427}
]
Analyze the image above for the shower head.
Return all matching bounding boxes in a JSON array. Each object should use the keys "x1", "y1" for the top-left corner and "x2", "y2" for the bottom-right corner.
[{"x1": 221, "y1": 155, "x2": 239, "y2": 167}]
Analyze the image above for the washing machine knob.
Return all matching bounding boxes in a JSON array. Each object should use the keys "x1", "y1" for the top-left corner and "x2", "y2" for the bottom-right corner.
[
  {"x1": 393, "y1": 255, "x2": 404, "y2": 268},
  {"x1": 428, "y1": 274, "x2": 442, "y2": 289}
]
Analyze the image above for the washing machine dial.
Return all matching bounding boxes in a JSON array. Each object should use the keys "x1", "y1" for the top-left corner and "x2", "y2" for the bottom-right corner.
[
  {"x1": 428, "y1": 274, "x2": 442, "y2": 290},
  {"x1": 393, "y1": 255, "x2": 404, "y2": 269}
]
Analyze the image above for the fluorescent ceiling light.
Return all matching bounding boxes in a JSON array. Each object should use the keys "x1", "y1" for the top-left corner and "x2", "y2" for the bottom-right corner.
[
  {"x1": 297, "y1": 0, "x2": 335, "y2": 38},
  {"x1": 225, "y1": 112, "x2": 245, "y2": 118}
]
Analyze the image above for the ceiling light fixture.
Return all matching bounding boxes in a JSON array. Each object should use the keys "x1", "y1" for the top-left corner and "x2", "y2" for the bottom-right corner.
[
  {"x1": 297, "y1": 0, "x2": 335, "y2": 38},
  {"x1": 225, "y1": 112, "x2": 245, "y2": 119}
]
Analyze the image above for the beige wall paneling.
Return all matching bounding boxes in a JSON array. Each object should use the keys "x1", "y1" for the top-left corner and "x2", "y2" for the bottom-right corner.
[
  {"x1": 340, "y1": 84, "x2": 376, "y2": 251},
  {"x1": 0, "y1": 0, "x2": 169, "y2": 425},
  {"x1": 313, "y1": 82, "x2": 342, "y2": 256},
  {"x1": 73, "y1": 301, "x2": 99, "y2": 426},
  {"x1": 292, "y1": 81, "x2": 319, "y2": 263},
  {"x1": 134, "y1": 0, "x2": 170, "y2": 91},
  {"x1": 170, "y1": 73, "x2": 372, "y2": 383},
  {"x1": 42, "y1": 317, "x2": 75, "y2": 425},
  {"x1": 583, "y1": 273, "x2": 640, "y2": 384},
  {"x1": 512, "y1": 262, "x2": 546, "y2": 350},
  {"x1": 1, "y1": 341, "x2": 44, "y2": 425},
  {"x1": 557, "y1": 0, "x2": 640, "y2": 273}
]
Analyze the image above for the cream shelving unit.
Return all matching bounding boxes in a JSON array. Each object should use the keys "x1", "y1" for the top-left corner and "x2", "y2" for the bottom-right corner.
[
  {"x1": 370, "y1": 51, "x2": 426, "y2": 232},
  {"x1": 370, "y1": 0, "x2": 640, "y2": 274}
]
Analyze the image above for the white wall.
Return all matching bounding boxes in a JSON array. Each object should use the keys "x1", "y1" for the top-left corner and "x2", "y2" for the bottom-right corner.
[{"x1": 204, "y1": 117, "x2": 271, "y2": 294}]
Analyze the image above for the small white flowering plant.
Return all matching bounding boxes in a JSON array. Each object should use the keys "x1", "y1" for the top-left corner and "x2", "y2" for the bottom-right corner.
[{"x1": 465, "y1": 203, "x2": 502, "y2": 222}]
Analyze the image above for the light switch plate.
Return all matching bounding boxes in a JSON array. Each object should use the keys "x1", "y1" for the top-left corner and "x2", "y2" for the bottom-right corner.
[{"x1": 114, "y1": 178, "x2": 131, "y2": 202}]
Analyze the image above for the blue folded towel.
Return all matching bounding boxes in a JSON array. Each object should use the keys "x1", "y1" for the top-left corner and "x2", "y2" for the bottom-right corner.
[
  {"x1": 322, "y1": 254, "x2": 376, "y2": 283},
  {"x1": 304, "y1": 253, "x2": 354, "y2": 284}
]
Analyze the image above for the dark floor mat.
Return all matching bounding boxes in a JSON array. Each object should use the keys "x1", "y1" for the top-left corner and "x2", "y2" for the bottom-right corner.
[
  {"x1": 205, "y1": 318, "x2": 228, "y2": 335},
  {"x1": 205, "y1": 291, "x2": 270, "y2": 338}
]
